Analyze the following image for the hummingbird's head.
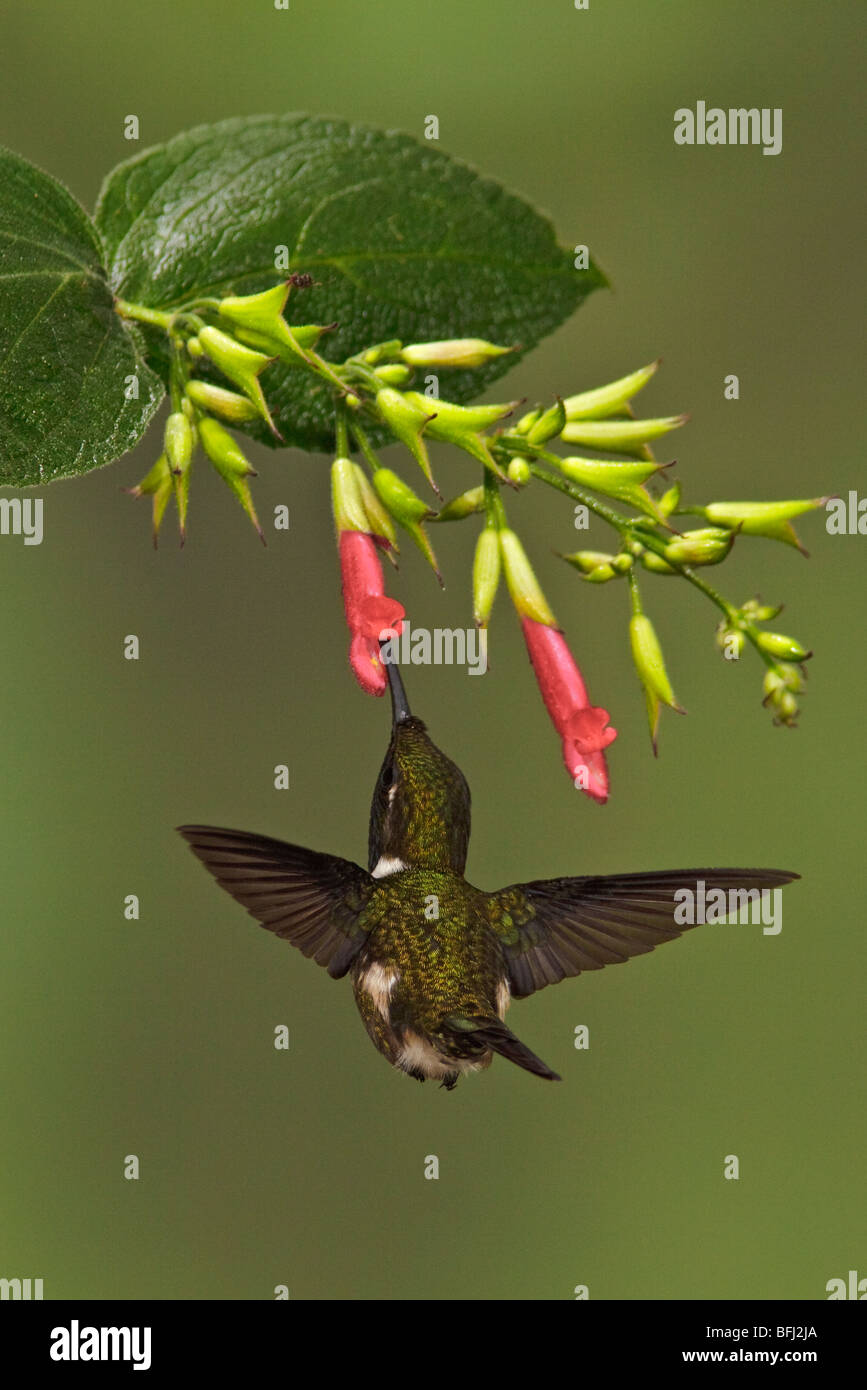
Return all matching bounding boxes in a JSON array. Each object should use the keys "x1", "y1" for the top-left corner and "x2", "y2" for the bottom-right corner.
[{"x1": 368, "y1": 662, "x2": 471, "y2": 876}]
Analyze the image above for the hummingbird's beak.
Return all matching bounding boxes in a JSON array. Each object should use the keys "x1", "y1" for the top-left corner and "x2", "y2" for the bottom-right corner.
[{"x1": 381, "y1": 643, "x2": 412, "y2": 725}]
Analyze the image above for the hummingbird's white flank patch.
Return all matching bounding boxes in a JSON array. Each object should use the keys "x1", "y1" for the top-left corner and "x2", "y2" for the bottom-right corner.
[
  {"x1": 358, "y1": 962, "x2": 400, "y2": 1019},
  {"x1": 371, "y1": 855, "x2": 407, "y2": 879},
  {"x1": 496, "y1": 978, "x2": 511, "y2": 1019}
]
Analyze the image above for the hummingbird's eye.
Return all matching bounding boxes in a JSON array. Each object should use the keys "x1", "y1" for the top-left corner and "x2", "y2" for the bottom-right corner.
[{"x1": 381, "y1": 765, "x2": 394, "y2": 789}]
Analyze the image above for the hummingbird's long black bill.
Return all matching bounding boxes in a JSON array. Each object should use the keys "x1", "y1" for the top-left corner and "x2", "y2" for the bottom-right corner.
[{"x1": 381, "y1": 644, "x2": 412, "y2": 726}]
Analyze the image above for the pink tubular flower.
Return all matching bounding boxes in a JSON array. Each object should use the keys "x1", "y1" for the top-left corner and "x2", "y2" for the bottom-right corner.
[
  {"x1": 339, "y1": 530, "x2": 405, "y2": 695},
  {"x1": 521, "y1": 616, "x2": 616, "y2": 803}
]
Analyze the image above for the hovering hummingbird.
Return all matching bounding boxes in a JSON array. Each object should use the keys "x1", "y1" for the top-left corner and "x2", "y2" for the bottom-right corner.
[{"x1": 179, "y1": 663, "x2": 797, "y2": 1089}]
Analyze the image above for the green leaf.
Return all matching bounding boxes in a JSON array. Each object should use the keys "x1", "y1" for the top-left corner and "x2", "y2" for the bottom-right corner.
[
  {"x1": 96, "y1": 114, "x2": 605, "y2": 453},
  {"x1": 0, "y1": 147, "x2": 163, "y2": 486}
]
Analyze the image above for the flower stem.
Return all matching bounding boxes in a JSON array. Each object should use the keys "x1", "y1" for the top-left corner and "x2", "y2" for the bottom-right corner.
[{"x1": 114, "y1": 298, "x2": 174, "y2": 331}]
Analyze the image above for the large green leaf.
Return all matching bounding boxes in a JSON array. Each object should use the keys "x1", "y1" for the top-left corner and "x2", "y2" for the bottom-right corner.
[
  {"x1": 0, "y1": 147, "x2": 163, "y2": 486},
  {"x1": 96, "y1": 114, "x2": 605, "y2": 453}
]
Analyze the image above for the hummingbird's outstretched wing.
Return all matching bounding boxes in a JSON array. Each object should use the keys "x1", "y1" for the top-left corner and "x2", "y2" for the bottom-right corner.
[
  {"x1": 178, "y1": 825, "x2": 374, "y2": 978},
  {"x1": 490, "y1": 868, "x2": 799, "y2": 998}
]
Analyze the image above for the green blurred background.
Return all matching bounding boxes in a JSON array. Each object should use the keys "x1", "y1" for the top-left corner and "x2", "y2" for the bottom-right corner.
[{"x1": 0, "y1": 0, "x2": 863, "y2": 1300}]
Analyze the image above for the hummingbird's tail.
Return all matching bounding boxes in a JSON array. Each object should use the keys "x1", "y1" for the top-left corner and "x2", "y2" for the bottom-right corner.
[{"x1": 444, "y1": 1013, "x2": 561, "y2": 1082}]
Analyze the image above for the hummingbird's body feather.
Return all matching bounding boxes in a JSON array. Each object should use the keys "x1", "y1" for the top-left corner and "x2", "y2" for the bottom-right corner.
[{"x1": 179, "y1": 660, "x2": 799, "y2": 1089}]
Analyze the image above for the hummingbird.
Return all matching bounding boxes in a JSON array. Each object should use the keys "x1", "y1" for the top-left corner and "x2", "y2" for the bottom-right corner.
[{"x1": 178, "y1": 662, "x2": 797, "y2": 1089}]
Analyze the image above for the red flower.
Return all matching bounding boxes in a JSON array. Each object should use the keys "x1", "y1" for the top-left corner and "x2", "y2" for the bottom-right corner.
[
  {"x1": 339, "y1": 531, "x2": 405, "y2": 695},
  {"x1": 521, "y1": 617, "x2": 616, "y2": 803}
]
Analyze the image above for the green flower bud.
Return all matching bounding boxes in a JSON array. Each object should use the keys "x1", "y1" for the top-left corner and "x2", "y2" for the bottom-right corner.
[
  {"x1": 639, "y1": 550, "x2": 677, "y2": 574},
  {"x1": 715, "y1": 623, "x2": 745, "y2": 659},
  {"x1": 514, "y1": 406, "x2": 542, "y2": 436},
  {"x1": 185, "y1": 379, "x2": 260, "y2": 424},
  {"x1": 506, "y1": 458, "x2": 531, "y2": 486},
  {"x1": 233, "y1": 322, "x2": 331, "y2": 361},
  {"x1": 526, "y1": 398, "x2": 566, "y2": 444},
  {"x1": 741, "y1": 598, "x2": 783, "y2": 623},
  {"x1": 563, "y1": 361, "x2": 659, "y2": 421},
  {"x1": 331, "y1": 457, "x2": 370, "y2": 534},
  {"x1": 198, "y1": 416, "x2": 265, "y2": 545},
  {"x1": 400, "y1": 391, "x2": 517, "y2": 483},
  {"x1": 433, "y1": 486, "x2": 486, "y2": 522},
  {"x1": 473, "y1": 526, "x2": 501, "y2": 627},
  {"x1": 373, "y1": 363, "x2": 412, "y2": 386},
  {"x1": 499, "y1": 528, "x2": 557, "y2": 626},
  {"x1": 704, "y1": 499, "x2": 827, "y2": 556},
  {"x1": 400, "y1": 338, "x2": 512, "y2": 369},
  {"x1": 663, "y1": 527, "x2": 734, "y2": 566},
  {"x1": 560, "y1": 549, "x2": 621, "y2": 579},
  {"x1": 372, "y1": 468, "x2": 441, "y2": 583},
  {"x1": 217, "y1": 282, "x2": 315, "y2": 367},
  {"x1": 123, "y1": 453, "x2": 175, "y2": 549},
  {"x1": 659, "y1": 482, "x2": 681, "y2": 517},
  {"x1": 561, "y1": 414, "x2": 687, "y2": 451},
  {"x1": 352, "y1": 464, "x2": 398, "y2": 553},
  {"x1": 557, "y1": 456, "x2": 670, "y2": 521},
  {"x1": 755, "y1": 631, "x2": 812, "y2": 662},
  {"x1": 362, "y1": 340, "x2": 403, "y2": 366},
  {"x1": 164, "y1": 411, "x2": 194, "y2": 475},
  {"x1": 629, "y1": 612, "x2": 684, "y2": 753},
  {"x1": 403, "y1": 391, "x2": 517, "y2": 438},
  {"x1": 197, "y1": 325, "x2": 277, "y2": 435},
  {"x1": 374, "y1": 388, "x2": 439, "y2": 494},
  {"x1": 186, "y1": 335, "x2": 203, "y2": 359}
]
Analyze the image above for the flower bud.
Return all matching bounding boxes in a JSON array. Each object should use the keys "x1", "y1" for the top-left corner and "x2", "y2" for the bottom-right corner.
[
  {"x1": 185, "y1": 379, "x2": 260, "y2": 424},
  {"x1": 561, "y1": 414, "x2": 687, "y2": 451},
  {"x1": 704, "y1": 499, "x2": 827, "y2": 556},
  {"x1": 514, "y1": 406, "x2": 542, "y2": 436},
  {"x1": 400, "y1": 338, "x2": 513, "y2": 369},
  {"x1": 186, "y1": 335, "x2": 203, "y2": 359},
  {"x1": 506, "y1": 458, "x2": 531, "y2": 486},
  {"x1": 659, "y1": 481, "x2": 681, "y2": 517},
  {"x1": 741, "y1": 598, "x2": 783, "y2": 623},
  {"x1": 218, "y1": 282, "x2": 313, "y2": 365},
  {"x1": 629, "y1": 613, "x2": 684, "y2": 754},
  {"x1": 197, "y1": 325, "x2": 277, "y2": 435},
  {"x1": 755, "y1": 631, "x2": 812, "y2": 662},
  {"x1": 373, "y1": 363, "x2": 412, "y2": 387},
  {"x1": 123, "y1": 453, "x2": 174, "y2": 549},
  {"x1": 715, "y1": 623, "x2": 745, "y2": 659},
  {"x1": 374, "y1": 387, "x2": 439, "y2": 494},
  {"x1": 362, "y1": 340, "x2": 403, "y2": 366},
  {"x1": 331, "y1": 457, "x2": 370, "y2": 534},
  {"x1": 403, "y1": 391, "x2": 517, "y2": 438},
  {"x1": 663, "y1": 527, "x2": 734, "y2": 566},
  {"x1": 371, "y1": 468, "x2": 442, "y2": 583},
  {"x1": 164, "y1": 411, "x2": 194, "y2": 477},
  {"x1": 560, "y1": 549, "x2": 629, "y2": 583},
  {"x1": 499, "y1": 529, "x2": 557, "y2": 626},
  {"x1": 563, "y1": 361, "x2": 659, "y2": 421},
  {"x1": 198, "y1": 416, "x2": 265, "y2": 544},
  {"x1": 525, "y1": 398, "x2": 566, "y2": 444},
  {"x1": 233, "y1": 322, "x2": 331, "y2": 361},
  {"x1": 557, "y1": 456, "x2": 670, "y2": 520},
  {"x1": 472, "y1": 526, "x2": 501, "y2": 628},
  {"x1": 433, "y1": 486, "x2": 486, "y2": 522},
  {"x1": 638, "y1": 549, "x2": 677, "y2": 575},
  {"x1": 352, "y1": 464, "x2": 398, "y2": 555}
]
